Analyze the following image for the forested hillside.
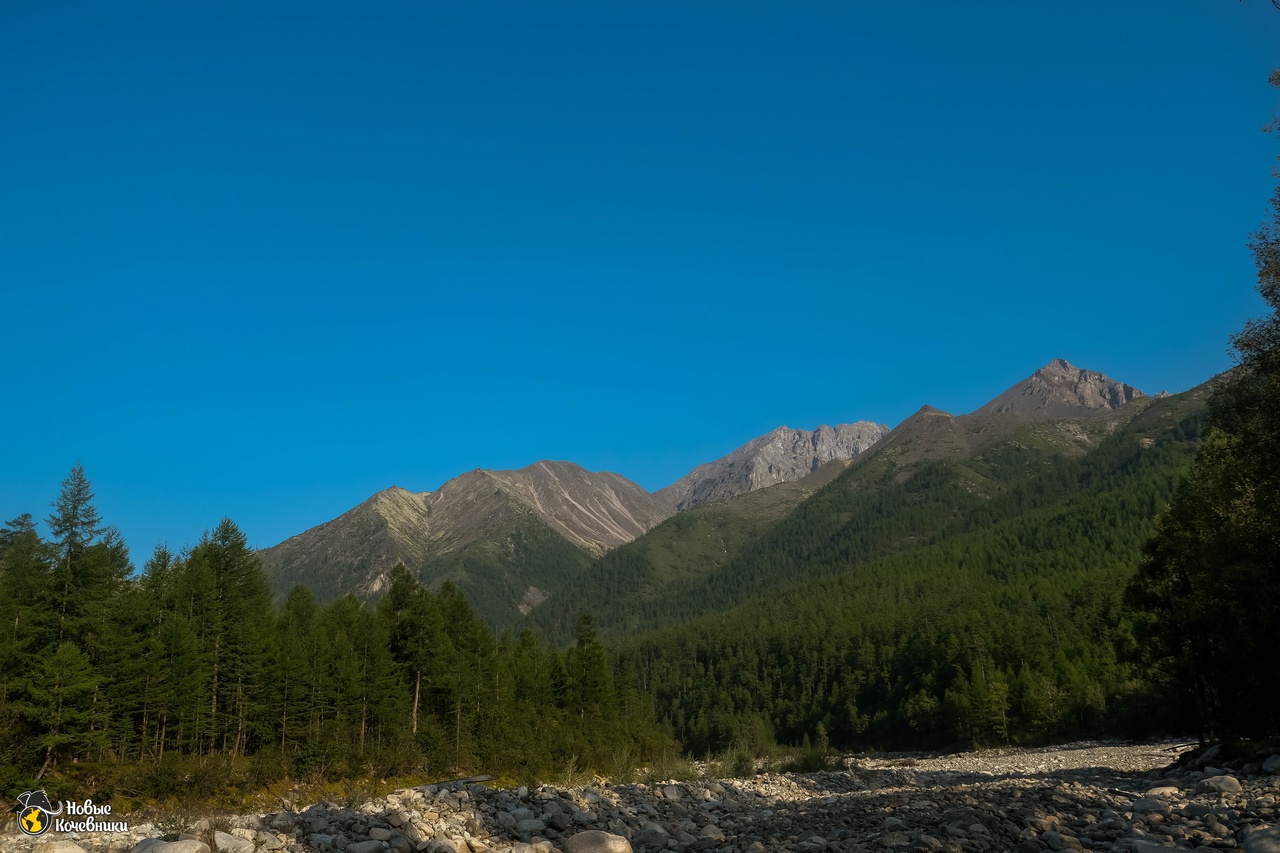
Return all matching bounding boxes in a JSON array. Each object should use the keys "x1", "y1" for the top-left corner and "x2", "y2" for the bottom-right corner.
[
  {"x1": 535, "y1": 380, "x2": 1209, "y2": 646},
  {"x1": 615, "y1": 387, "x2": 1211, "y2": 755},
  {"x1": 0, "y1": 474, "x2": 670, "y2": 799}
]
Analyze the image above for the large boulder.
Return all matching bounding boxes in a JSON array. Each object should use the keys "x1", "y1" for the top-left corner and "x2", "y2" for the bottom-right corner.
[
  {"x1": 212, "y1": 831, "x2": 253, "y2": 853},
  {"x1": 1196, "y1": 775, "x2": 1243, "y2": 795},
  {"x1": 564, "y1": 830, "x2": 633, "y2": 853},
  {"x1": 1244, "y1": 827, "x2": 1280, "y2": 853}
]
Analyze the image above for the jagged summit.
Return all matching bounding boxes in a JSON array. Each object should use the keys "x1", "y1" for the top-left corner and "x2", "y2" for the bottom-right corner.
[
  {"x1": 971, "y1": 358, "x2": 1145, "y2": 419},
  {"x1": 655, "y1": 421, "x2": 889, "y2": 511}
]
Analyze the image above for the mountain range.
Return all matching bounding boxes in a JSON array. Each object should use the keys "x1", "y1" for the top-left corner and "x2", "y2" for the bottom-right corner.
[
  {"x1": 259, "y1": 358, "x2": 1184, "y2": 634},
  {"x1": 260, "y1": 418, "x2": 890, "y2": 622}
]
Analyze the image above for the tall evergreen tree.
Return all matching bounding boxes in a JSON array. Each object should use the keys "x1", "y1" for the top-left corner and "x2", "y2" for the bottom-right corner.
[
  {"x1": 1128, "y1": 177, "x2": 1280, "y2": 739},
  {"x1": 565, "y1": 615, "x2": 617, "y2": 720},
  {"x1": 46, "y1": 463, "x2": 103, "y2": 561},
  {"x1": 1127, "y1": 72, "x2": 1280, "y2": 739}
]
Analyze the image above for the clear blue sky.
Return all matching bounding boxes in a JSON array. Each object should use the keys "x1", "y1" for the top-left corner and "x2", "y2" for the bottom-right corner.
[{"x1": 3, "y1": 1, "x2": 1278, "y2": 559}]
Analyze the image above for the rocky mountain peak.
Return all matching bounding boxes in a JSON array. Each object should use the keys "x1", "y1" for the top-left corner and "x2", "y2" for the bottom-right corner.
[
  {"x1": 655, "y1": 420, "x2": 889, "y2": 512},
  {"x1": 972, "y1": 359, "x2": 1145, "y2": 419}
]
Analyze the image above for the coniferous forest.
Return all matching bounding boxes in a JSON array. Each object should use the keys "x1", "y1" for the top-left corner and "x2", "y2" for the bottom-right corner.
[{"x1": 0, "y1": 486, "x2": 671, "y2": 803}]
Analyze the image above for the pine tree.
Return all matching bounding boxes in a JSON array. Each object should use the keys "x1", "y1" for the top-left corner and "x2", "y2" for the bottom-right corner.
[{"x1": 46, "y1": 464, "x2": 103, "y2": 561}]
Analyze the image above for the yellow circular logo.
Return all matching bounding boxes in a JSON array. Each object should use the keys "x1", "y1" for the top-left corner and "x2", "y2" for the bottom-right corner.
[{"x1": 19, "y1": 805, "x2": 50, "y2": 836}]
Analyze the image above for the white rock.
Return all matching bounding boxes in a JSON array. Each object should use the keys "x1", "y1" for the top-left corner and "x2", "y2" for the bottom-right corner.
[{"x1": 213, "y1": 830, "x2": 253, "y2": 853}]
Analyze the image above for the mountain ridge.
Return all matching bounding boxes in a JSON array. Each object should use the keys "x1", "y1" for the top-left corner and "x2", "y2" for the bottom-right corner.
[
  {"x1": 259, "y1": 460, "x2": 669, "y2": 612},
  {"x1": 261, "y1": 357, "x2": 1162, "y2": 631},
  {"x1": 530, "y1": 358, "x2": 1167, "y2": 641},
  {"x1": 655, "y1": 421, "x2": 889, "y2": 511}
]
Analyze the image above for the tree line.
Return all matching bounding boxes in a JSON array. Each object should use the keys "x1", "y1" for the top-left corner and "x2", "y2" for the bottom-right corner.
[{"x1": 0, "y1": 476, "x2": 670, "y2": 799}]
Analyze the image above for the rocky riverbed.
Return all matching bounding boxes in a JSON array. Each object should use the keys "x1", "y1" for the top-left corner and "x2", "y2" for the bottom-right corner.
[{"x1": 7, "y1": 741, "x2": 1280, "y2": 853}]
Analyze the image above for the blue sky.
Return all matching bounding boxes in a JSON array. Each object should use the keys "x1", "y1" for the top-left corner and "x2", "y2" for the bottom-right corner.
[{"x1": 2, "y1": 1, "x2": 1278, "y2": 559}]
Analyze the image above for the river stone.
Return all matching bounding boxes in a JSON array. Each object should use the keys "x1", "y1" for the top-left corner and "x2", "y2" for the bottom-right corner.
[
  {"x1": 632, "y1": 828, "x2": 667, "y2": 848},
  {"x1": 427, "y1": 840, "x2": 462, "y2": 853},
  {"x1": 1129, "y1": 841, "x2": 1178, "y2": 853},
  {"x1": 150, "y1": 843, "x2": 212, "y2": 853},
  {"x1": 34, "y1": 843, "x2": 89, "y2": 853},
  {"x1": 1197, "y1": 775, "x2": 1244, "y2": 795},
  {"x1": 1040, "y1": 830, "x2": 1080, "y2": 851},
  {"x1": 1264, "y1": 756, "x2": 1280, "y2": 774},
  {"x1": 564, "y1": 830, "x2": 633, "y2": 853},
  {"x1": 256, "y1": 833, "x2": 285, "y2": 851},
  {"x1": 516, "y1": 818, "x2": 546, "y2": 833},
  {"x1": 369, "y1": 827, "x2": 393, "y2": 840},
  {"x1": 128, "y1": 841, "x2": 166, "y2": 853},
  {"x1": 158, "y1": 835, "x2": 215, "y2": 850},
  {"x1": 699, "y1": 824, "x2": 725, "y2": 841},
  {"x1": 662, "y1": 786, "x2": 682, "y2": 801},
  {"x1": 1245, "y1": 826, "x2": 1280, "y2": 853},
  {"x1": 213, "y1": 831, "x2": 254, "y2": 853},
  {"x1": 346, "y1": 841, "x2": 384, "y2": 853}
]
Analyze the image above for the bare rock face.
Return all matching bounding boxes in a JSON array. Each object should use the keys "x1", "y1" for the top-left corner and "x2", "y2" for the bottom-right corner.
[
  {"x1": 260, "y1": 462, "x2": 673, "y2": 602},
  {"x1": 972, "y1": 358, "x2": 1145, "y2": 419},
  {"x1": 656, "y1": 422, "x2": 889, "y2": 512},
  {"x1": 438, "y1": 461, "x2": 672, "y2": 555}
]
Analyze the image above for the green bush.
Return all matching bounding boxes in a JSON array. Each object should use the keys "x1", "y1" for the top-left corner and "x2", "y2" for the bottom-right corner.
[{"x1": 780, "y1": 747, "x2": 838, "y2": 773}]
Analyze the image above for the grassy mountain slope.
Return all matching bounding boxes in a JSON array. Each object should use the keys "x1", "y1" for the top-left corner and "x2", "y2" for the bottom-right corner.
[{"x1": 528, "y1": 458, "x2": 856, "y2": 642}]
